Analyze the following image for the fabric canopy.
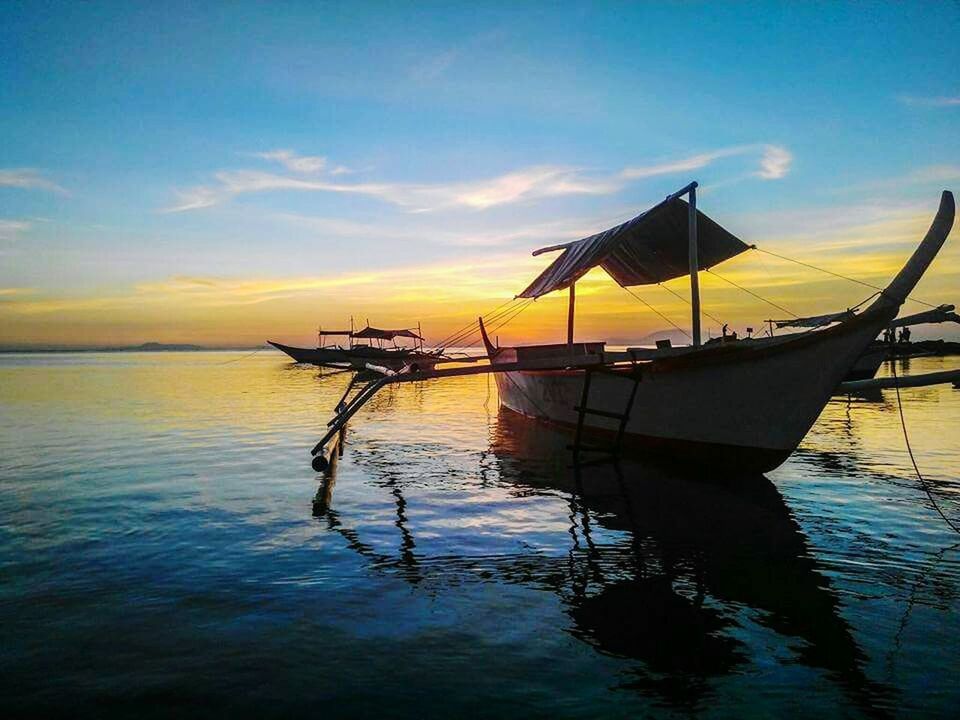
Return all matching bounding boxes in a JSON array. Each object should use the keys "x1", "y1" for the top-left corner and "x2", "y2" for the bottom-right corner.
[
  {"x1": 352, "y1": 326, "x2": 422, "y2": 341},
  {"x1": 888, "y1": 304, "x2": 958, "y2": 329},
  {"x1": 773, "y1": 310, "x2": 855, "y2": 329},
  {"x1": 518, "y1": 197, "x2": 749, "y2": 299}
]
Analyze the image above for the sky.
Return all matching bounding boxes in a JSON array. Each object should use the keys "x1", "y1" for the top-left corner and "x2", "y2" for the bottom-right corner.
[{"x1": 1, "y1": 1, "x2": 958, "y2": 348}]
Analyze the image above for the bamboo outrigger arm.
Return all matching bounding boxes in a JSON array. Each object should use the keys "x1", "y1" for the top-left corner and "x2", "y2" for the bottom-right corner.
[
  {"x1": 310, "y1": 352, "x2": 612, "y2": 469},
  {"x1": 837, "y1": 368, "x2": 960, "y2": 394}
]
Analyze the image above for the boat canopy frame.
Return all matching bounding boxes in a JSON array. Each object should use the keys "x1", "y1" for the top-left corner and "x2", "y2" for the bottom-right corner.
[{"x1": 522, "y1": 181, "x2": 750, "y2": 348}]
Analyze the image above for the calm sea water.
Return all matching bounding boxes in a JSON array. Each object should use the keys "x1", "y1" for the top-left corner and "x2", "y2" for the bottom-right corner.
[{"x1": 1, "y1": 351, "x2": 959, "y2": 718}]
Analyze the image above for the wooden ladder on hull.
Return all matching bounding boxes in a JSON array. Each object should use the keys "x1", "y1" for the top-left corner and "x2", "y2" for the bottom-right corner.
[{"x1": 569, "y1": 366, "x2": 642, "y2": 462}]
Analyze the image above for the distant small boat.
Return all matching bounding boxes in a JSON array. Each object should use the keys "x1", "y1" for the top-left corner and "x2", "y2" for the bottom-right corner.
[{"x1": 269, "y1": 323, "x2": 442, "y2": 371}]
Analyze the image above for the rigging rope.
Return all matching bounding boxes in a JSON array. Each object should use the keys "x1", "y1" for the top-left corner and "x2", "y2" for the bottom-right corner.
[
  {"x1": 432, "y1": 297, "x2": 525, "y2": 350},
  {"x1": 890, "y1": 361, "x2": 960, "y2": 536},
  {"x1": 486, "y1": 298, "x2": 536, "y2": 336},
  {"x1": 621, "y1": 286, "x2": 691, "y2": 339},
  {"x1": 656, "y1": 282, "x2": 725, "y2": 328},
  {"x1": 753, "y1": 247, "x2": 937, "y2": 309},
  {"x1": 435, "y1": 297, "x2": 536, "y2": 352},
  {"x1": 431, "y1": 297, "x2": 517, "y2": 350},
  {"x1": 705, "y1": 268, "x2": 799, "y2": 319}
]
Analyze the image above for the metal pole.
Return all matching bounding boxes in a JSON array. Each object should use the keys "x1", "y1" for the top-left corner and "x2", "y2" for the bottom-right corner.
[
  {"x1": 688, "y1": 185, "x2": 701, "y2": 347},
  {"x1": 567, "y1": 282, "x2": 576, "y2": 347}
]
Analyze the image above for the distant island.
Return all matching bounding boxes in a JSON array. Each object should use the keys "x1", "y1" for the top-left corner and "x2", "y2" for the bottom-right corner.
[
  {"x1": 0, "y1": 342, "x2": 262, "y2": 353},
  {"x1": 128, "y1": 342, "x2": 207, "y2": 351}
]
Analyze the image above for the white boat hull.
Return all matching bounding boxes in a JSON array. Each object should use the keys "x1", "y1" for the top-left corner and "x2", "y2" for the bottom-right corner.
[
  {"x1": 493, "y1": 312, "x2": 886, "y2": 472},
  {"x1": 487, "y1": 191, "x2": 955, "y2": 473}
]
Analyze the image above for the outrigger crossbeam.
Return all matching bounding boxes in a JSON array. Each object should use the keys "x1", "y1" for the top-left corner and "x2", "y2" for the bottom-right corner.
[{"x1": 310, "y1": 353, "x2": 620, "y2": 470}]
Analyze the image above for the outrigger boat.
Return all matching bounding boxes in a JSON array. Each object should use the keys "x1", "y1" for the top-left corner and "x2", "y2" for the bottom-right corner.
[
  {"x1": 309, "y1": 184, "x2": 954, "y2": 474},
  {"x1": 269, "y1": 323, "x2": 443, "y2": 371}
]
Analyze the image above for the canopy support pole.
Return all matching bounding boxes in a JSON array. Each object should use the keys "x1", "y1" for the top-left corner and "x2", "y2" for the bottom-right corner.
[
  {"x1": 687, "y1": 184, "x2": 701, "y2": 347},
  {"x1": 567, "y1": 282, "x2": 576, "y2": 346}
]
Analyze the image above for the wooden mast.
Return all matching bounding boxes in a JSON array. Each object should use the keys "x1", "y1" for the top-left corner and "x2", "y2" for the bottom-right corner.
[
  {"x1": 687, "y1": 183, "x2": 701, "y2": 347},
  {"x1": 567, "y1": 282, "x2": 576, "y2": 346}
]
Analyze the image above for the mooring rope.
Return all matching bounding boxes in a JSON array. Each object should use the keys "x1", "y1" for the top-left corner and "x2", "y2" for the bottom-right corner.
[
  {"x1": 890, "y1": 361, "x2": 960, "y2": 536},
  {"x1": 217, "y1": 346, "x2": 267, "y2": 364}
]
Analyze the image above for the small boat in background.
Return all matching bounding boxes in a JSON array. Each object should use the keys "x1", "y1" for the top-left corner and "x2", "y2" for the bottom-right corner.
[{"x1": 269, "y1": 322, "x2": 443, "y2": 371}]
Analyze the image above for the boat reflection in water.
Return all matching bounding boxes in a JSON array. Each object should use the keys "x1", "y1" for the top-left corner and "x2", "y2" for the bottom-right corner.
[{"x1": 314, "y1": 406, "x2": 894, "y2": 716}]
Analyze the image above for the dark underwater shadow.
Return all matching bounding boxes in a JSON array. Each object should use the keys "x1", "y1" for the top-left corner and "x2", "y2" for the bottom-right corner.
[{"x1": 485, "y1": 408, "x2": 895, "y2": 716}]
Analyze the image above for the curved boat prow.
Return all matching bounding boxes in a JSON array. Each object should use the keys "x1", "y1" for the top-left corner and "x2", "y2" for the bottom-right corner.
[
  {"x1": 875, "y1": 190, "x2": 954, "y2": 309},
  {"x1": 478, "y1": 316, "x2": 499, "y2": 358},
  {"x1": 267, "y1": 339, "x2": 295, "y2": 357}
]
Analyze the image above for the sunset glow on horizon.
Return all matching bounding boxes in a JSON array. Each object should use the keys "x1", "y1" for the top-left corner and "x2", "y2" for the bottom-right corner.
[{"x1": 2, "y1": 3, "x2": 958, "y2": 348}]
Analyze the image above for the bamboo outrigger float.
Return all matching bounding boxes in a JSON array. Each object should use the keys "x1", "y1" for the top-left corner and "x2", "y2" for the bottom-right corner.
[
  {"x1": 309, "y1": 184, "x2": 955, "y2": 474},
  {"x1": 770, "y1": 303, "x2": 960, "y2": 382}
]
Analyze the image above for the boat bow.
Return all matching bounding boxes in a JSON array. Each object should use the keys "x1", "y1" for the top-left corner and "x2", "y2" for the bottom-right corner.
[{"x1": 874, "y1": 190, "x2": 954, "y2": 311}]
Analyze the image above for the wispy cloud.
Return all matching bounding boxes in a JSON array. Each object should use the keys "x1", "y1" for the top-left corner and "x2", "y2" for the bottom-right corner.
[
  {"x1": 897, "y1": 94, "x2": 960, "y2": 108},
  {"x1": 165, "y1": 165, "x2": 616, "y2": 213},
  {"x1": 252, "y1": 149, "x2": 328, "y2": 174},
  {"x1": 277, "y1": 211, "x2": 608, "y2": 248},
  {"x1": 756, "y1": 145, "x2": 792, "y2": 179},
  {"x1": 0, "y1": 219, "x2": 31, "y2": 241},
  {"x1": 165, "y1": 144, "x2": 792, "y2": 214},
  {"x1": 620, "y1": 147, "x2": 746, "y2": 180},
  {"x1": 0, "y1": 169, "x2": 67, "y2": 194},
  {"x1": 620, "y1": 144, "x2": 792, "y2": 182},
  {"x1": 433, "y1": 166, "x2": 616, "y2": 211},
  {"x1": 166, "y1": 186, "x2": 223, "y2": 212}
]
